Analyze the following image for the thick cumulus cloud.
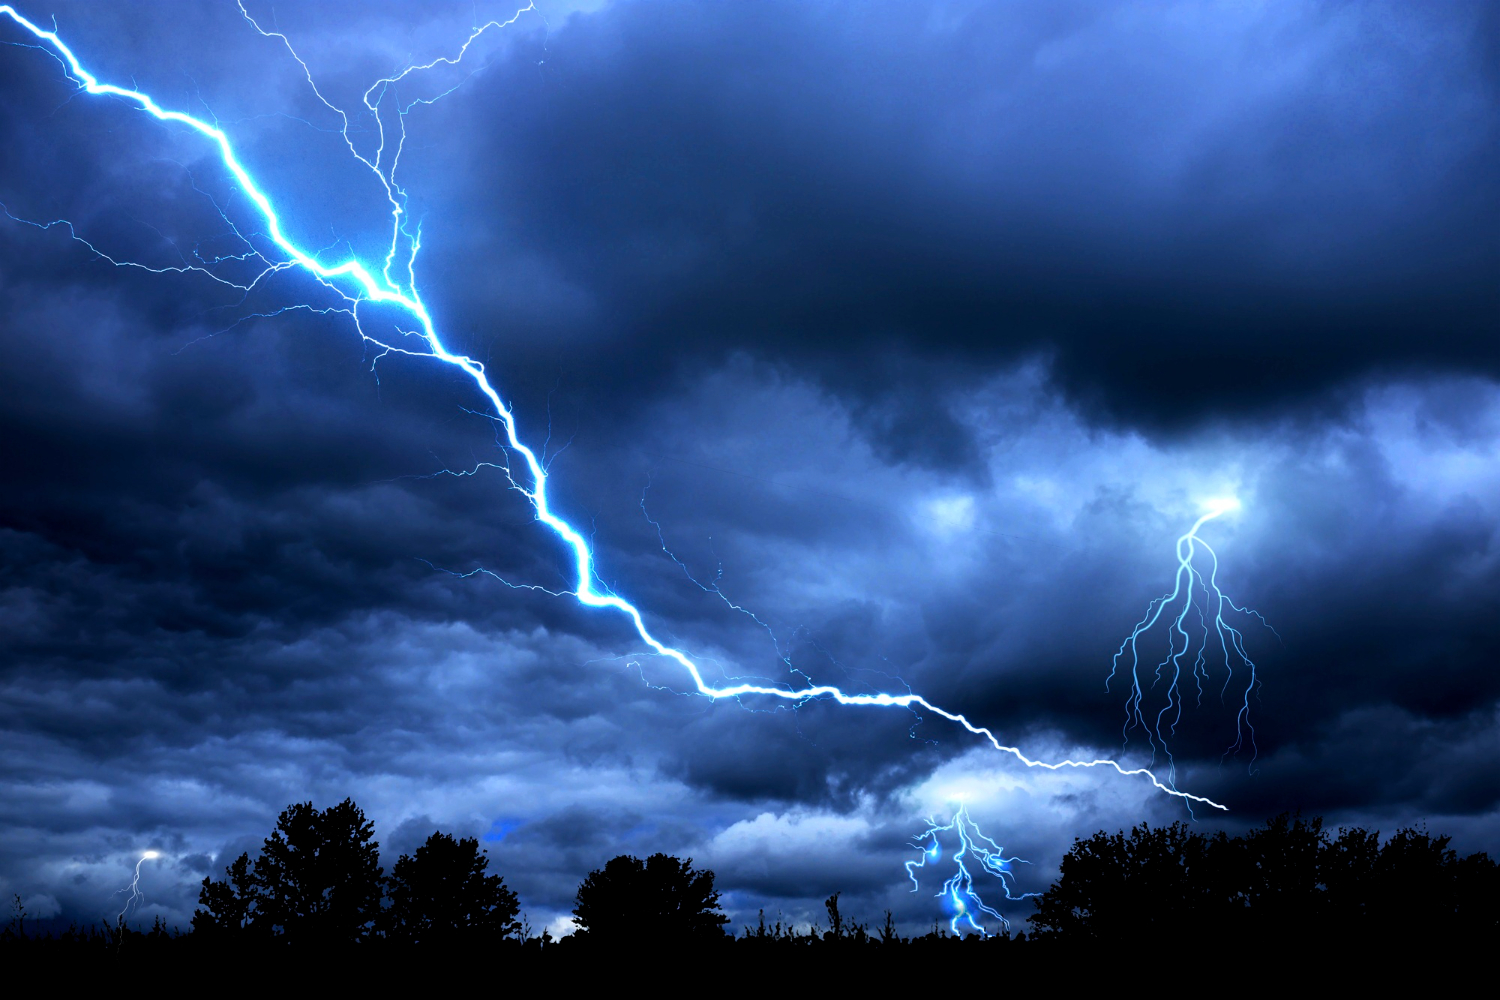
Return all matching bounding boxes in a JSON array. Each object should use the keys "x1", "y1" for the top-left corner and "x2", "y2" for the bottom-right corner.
[
  {"x1": 409, "y1": 0, "x2": 1499, "y2": 439},
  {"x1": 1, "y1": 0, "x2": 1498, "y2": 934}
]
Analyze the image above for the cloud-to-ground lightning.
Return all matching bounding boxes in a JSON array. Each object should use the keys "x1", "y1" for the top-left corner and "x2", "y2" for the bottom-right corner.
[
  {"x1": 905, "y1": 804, "x2": 1035, "y2": 936},
  {"x1": 0, "y1": 4, "x2": 1228, "y2": 812},
  {"x1": 1107, "y1": 498, "x2": 1272, "y2": 790},
  {"x1": 115, "y1": 850, "x2": 161, "y2": 927}
]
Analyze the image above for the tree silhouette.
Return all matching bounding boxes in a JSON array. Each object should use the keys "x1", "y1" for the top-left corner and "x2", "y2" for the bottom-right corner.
[
  {"x1": 1028, "y1": 820, "x2": 1235, "y2": 940},
  {"x1": 252, "y1": 799, "x2": 383, "y2": 946},
  {"x1": 1319, "y1": 825, "x2": 1381, "y2": 925},
  {"x1": 573, "y1": 854, "x2": 729, "y2": 944},
  {"x1": 1235, "y1": 813, "x2": 1326, "y2": 930},
  {"x1": 193, "y1": 851, "x2": 259, "y2": 940},
  {"x1": 384, "y1": 832, "x2": 520, "y2": 946},
  {"x1": 1030, "y1": 813, "x2": 1500, "y2": 945}
]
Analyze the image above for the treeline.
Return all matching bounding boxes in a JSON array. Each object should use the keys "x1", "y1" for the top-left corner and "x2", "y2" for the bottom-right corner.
[
  {"x1": 1032, "y1": 813, "x2": 1498, "y2": 947},
  {"x1": 4, "y1": 801, "x2": 1496, "y2": 970},
  {"x1": 191, "y1": 799, "x2": 521, "y2": 948}
]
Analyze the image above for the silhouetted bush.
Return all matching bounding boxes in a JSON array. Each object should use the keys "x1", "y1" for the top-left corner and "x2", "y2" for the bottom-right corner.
[{"x1": 572, "y1": 853, "x2": 729, "y2": 945}]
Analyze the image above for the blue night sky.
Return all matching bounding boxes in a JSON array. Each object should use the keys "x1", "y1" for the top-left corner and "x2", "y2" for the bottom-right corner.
[{"x1": 0, "y1": 1, "x2": 1496, "y2": 935}]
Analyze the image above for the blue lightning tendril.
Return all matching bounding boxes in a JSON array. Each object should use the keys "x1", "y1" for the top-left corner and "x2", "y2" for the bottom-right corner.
[
  {"x1": 906, "y1": 803, "x2": 1035, "y2": 936},
  {"x1": 1106, "y1": 499, "x2": 1274, "y2": 793},
  {"x1": 0, "y1": 3, "x2": 1230, "y2": 812}
]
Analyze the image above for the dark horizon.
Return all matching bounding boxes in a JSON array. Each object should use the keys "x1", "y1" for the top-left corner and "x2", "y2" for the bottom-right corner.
[{"x1": 0, "y1": 0, "x2": 1497, "y2": 936}]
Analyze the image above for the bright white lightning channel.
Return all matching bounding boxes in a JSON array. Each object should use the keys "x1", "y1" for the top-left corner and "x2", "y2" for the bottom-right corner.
[
  {"x1": 906, "y1": 803, "x2": 1036, "y2": 936},
  {"x1": 117, "y1": 850, "x2": 161, "y2": 926},
  {"x1": 0, "y1": 5, "x2": 1228, "y2": 811}
]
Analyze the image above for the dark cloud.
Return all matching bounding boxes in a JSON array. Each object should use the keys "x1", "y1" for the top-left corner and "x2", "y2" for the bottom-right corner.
[{"x1": 410, "y1": 0, "x2": 1499, "y2": 441}]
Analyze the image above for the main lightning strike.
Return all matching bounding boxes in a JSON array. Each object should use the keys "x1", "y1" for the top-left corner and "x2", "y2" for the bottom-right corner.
[
  {"x1": 0, "y1": 5, "x2": 1228, "y2": 811},
  {"x1": 906, "y1": 804, "x2": 1034, "y2": 936},
  {"x1": 116, "y1": 850, "x2": 161, "y2": 927}
]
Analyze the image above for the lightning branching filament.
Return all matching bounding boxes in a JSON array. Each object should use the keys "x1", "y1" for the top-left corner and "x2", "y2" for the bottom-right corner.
[
  {"x1": 0, "y1": 4, "x2": 1229, "y2": 811},
  {"x1": 905, "y1": 804, "x2": 1035, "y2": 936},
  {"x1": 116, "y1": 851, "x2": 160, "y2": 927},
  {"x1": 1107, "y1": 502, "x2": 1274, "y2": 790}
]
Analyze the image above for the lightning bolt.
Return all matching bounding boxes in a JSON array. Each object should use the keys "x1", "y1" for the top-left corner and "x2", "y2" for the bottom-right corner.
[
  {"x1": 905, "y1": 803, "x2": 1035, "y2": 936},
  {"x1": 0, "y1": 4, "x2": 1230, "y2": 812},
  {"x1": 1107, "y1": 497, "x2": 1274, "y2": 792},
  {"x1": 116, "y1": 850, "x2": 161, "y2": 927}
]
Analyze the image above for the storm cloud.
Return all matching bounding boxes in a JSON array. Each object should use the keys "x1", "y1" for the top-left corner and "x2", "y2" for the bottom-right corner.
[{"x1": 1, "y1": 0, "x2": 1497, "y2": 934}]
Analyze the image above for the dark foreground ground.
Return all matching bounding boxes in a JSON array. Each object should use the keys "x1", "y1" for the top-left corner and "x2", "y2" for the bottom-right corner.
[{"x1": 3, "y1": 923, "x2": 1486, "y2": 990}]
